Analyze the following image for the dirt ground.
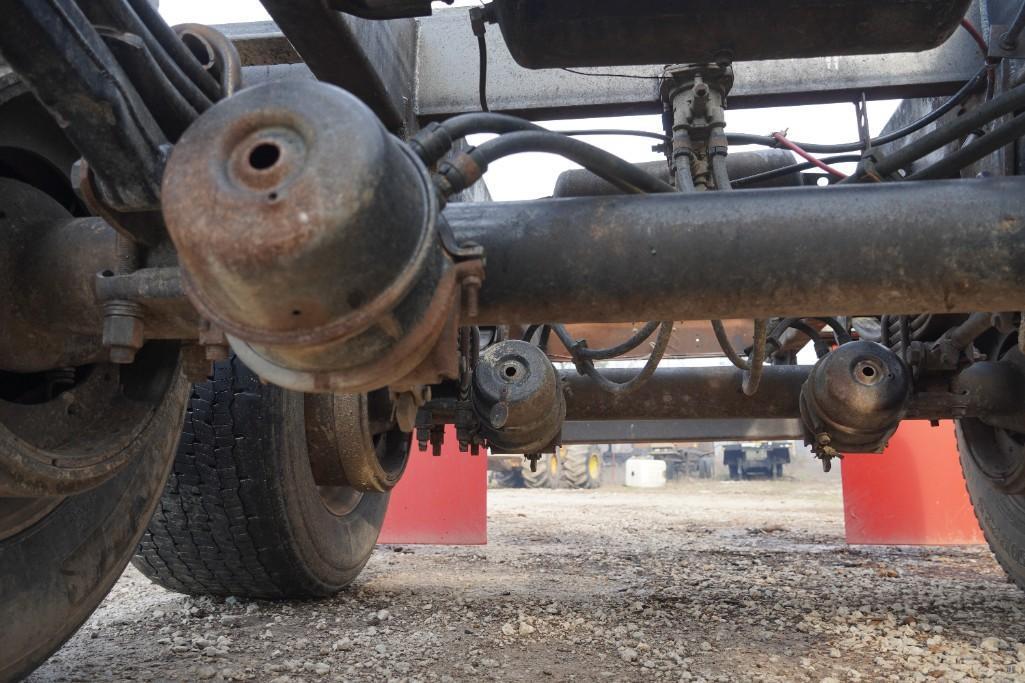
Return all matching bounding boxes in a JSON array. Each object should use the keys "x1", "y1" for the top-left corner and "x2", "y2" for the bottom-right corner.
[{"x1": 27, "y1": 477, "x2": 1025, "y2": 682}]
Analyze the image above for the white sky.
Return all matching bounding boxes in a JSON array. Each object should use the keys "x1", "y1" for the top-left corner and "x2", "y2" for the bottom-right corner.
[{"x1": 158, "y1": 0, "x2": 901, "y2": 202}]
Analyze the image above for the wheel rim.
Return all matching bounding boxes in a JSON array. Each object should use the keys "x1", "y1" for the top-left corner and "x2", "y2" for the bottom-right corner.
[
  {"x1": 304, "y1": 390, "x2": 409, "y2": 516},
  {"x1": 549, "y1": 454, "x2": 559, "y2": 476},
  {"x1": 961, "y1": 330, "x2": 1025, "y2": 495},
  {"x1": 0, "y1": 343, "x2": 181, "y2": 499}
]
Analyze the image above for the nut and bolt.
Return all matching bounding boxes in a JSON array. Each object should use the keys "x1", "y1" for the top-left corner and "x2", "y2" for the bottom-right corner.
[{"x1": 102, "y1": 300, "x2": 145, "y2": 364}]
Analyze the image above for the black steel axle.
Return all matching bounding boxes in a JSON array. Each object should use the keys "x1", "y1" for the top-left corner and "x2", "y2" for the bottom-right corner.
[
  {"x1": 562, "y1": 365, "x2": 810, "y2": 421},
  {"x1": 560, "y1": 363, "x2": 1014, "y2": 424},
  {"x1": 447, "y1": 177, "x2": 1025, "y2": 325}
]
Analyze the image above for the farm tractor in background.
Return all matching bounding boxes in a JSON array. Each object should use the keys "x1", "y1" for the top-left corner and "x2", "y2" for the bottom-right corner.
[
  {"x1": 489, "y1": 444, "x2": 604, "y2": 489},
  {"x1": 489, "y1": 442, "x2": 716, "y2": 488}
]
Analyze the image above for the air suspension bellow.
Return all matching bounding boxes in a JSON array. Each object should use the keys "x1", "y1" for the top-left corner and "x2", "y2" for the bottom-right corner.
[
  {"x1": 800, "y1": 341, "x2": 910, "y2": 464},
  {"x1": 162, "y1": 80, "x2": 461, "y2": 393}
]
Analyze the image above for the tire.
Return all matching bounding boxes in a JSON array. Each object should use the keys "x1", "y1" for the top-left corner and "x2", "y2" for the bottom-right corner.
[
  {"x1": 0, "y1": 350, "x2": 187, "y2": 680},
  {"x1": 562, "y1": 446, "x2": 602, "y2": 489},
  {"x1": 489, "y1": 468, "x2": 524, "y2": 488},
  {"x1": 133, "y1": 357, "x2": 405, "y2": 599},
  {"x1": 951, "y1": 326, "x2": 1025, "y2": 592},
  {"x1": 0, "y1": 78, "x2": 188, "y2": 678},
  {"x1": 522, "y1": 453, "x2": 556, "y2": 488},
  {"x1": 957, "y1": 418, "x2": 1025, "y2": 590}
]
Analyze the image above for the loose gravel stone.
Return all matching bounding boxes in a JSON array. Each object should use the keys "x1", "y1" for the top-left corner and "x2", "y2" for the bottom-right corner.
[{"x1": 24, "y1": 479, "x2": 1025, "y2": 682}]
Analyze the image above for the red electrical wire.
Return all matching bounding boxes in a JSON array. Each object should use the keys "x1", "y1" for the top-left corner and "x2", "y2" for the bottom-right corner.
[
  {"x1": 960, "y1": 18, "x2": 989, "y2": 55},
  {"x1": 771, "y1": 132, "x2": 848, "y2": 179}
]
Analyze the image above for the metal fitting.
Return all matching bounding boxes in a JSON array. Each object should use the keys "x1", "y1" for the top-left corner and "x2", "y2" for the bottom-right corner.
[{"x1": 102, "y1": 300, "x2": 145, "y2": 364}]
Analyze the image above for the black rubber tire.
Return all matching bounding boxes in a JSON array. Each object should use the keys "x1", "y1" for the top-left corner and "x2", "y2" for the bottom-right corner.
[
  {"x1": 133, "y1": 357, "x2": 396, "y2": 599},
  {"x1": 957, "y1": 419, "x2": 1025, "y2": 590},
  {"x1": 562, "y1": 446, "x2": 602, "y2": 489},
  {"x1": 0, "y1": 358, "x2": 188, "y2": 681},
  {"x1": 521, "y1": 453, "x2": 555, "y2": 488},
  {"x1": 489, "y1": 468, "x2": 524, "y2": 488}
]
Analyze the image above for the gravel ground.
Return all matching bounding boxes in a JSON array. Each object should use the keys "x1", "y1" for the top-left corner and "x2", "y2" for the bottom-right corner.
[{"x1": 27, "y1": 478, "x2": 1025, "y2": 682}]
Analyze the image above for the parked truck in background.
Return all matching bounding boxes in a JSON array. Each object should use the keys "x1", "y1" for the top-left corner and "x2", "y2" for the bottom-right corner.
[
  {"x1": 720, "y1": 442, "x2": 793, "y2": 480},
  {"x1": 649, "y1": 444, "x2": 715, "y2": 480}
]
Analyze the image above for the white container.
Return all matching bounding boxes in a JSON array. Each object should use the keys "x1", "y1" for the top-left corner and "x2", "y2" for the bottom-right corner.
[{"x1": 625, "y1": 457, "x2": 667, "y2": 488}]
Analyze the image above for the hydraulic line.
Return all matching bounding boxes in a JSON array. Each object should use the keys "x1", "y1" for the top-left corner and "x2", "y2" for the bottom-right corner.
[
  {"x1": 867, "y1": 80, "x2": 1025, "y2": 178},
  {"x1": 906, "y1": 109, "x2": 1025, "y2": 180},
  {"x1": 725, "y1": 65, "x2": 986, "y2": 155},
  {"x1": 562, "y1": 129, "x2": 667, "y2": 142},
  {"x1": 769, "y1": 318, "x2": 853, "y2": 345},
  {"x1": 712, "y1": 320, "x2": 752, "y2": 371},
  {"x1": 552, "y1": 323, "x2": 674, "y2": 396},
  {"x1": 465, "y1": 131, "x2": 675, "y2": 194},
  {"x1": 711, "y1": 154, "x2": 732, "y2": 190},
  {"x1": 771, "y1": 133, "x2": 847, "y2": 179},
  {"x1": 742, "y1": 320, "x2": 768, "y2": 396},
  {"x1": 411, "y1": 114, "x2": 669, "y2": 165},
  {"x1": 732, "y1": 154, "x2": 863, "y2": 186},
  {"x1": 708, "y1": 145, "x2": 768, "y2": 395},
  {"x1": 571, "y1": 321, "x2": 661, "y2": 361},
  {"x1": 961, "y1": 17, "x2": 990, "y2": 55}
]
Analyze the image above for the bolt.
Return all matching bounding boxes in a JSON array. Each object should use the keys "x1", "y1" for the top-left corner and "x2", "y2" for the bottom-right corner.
[
  {"x1": 430, "y1": 425, "x2": 444, "y2": 456},
  {"x1": 102, "y1": 300, "x2": 145, "y2": 364},
  {"x1": 462, "y1": 275, "x2": 482, "y2": 319}
]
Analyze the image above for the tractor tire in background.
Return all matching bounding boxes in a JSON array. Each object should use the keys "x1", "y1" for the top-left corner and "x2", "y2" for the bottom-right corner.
[
  {"x1": 133, "y1": 357, "x2": 409, "y2": 599},
  {"x1": 489, "y1": 468, "x2": 524, "y2": 488},
  {"x1": 562, "y1": 445, "x2": 603, "y2": 489},
  {"x1": 521, "y1": 452, "x2": 558, "y2": 488}
]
